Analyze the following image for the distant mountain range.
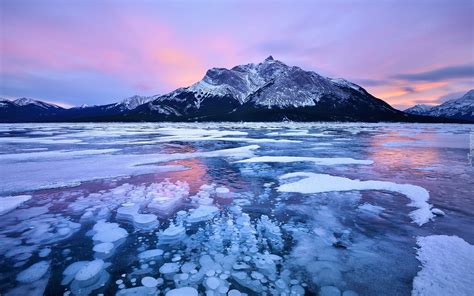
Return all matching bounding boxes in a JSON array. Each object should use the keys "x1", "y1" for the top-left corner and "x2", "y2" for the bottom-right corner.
[
  {"x1": 0, "y1": 57, "x2": 470, "y2": 122},
  {"x1": 404, "y1": 90, "x2": 474, "y2": 122}
]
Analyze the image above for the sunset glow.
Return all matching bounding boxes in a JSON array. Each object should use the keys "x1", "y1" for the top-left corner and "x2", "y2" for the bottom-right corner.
[{"x1": 1, "y1": 0, "x2": 473, "y2": 109}]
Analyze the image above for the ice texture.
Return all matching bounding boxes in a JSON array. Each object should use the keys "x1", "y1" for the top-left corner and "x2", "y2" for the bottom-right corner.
[{"x1": 278, "y1": 172, "x2": 434, "y2": 225}]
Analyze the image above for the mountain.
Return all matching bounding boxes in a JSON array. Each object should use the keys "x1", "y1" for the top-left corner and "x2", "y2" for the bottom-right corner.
[
  {"x1": 403, "y1": 104, "x2": 433, "y2": 115},
  {"x1": 115, "y1": 95, "x2": 158, "y2": 111},
  {"x1": 44, "y1": 95, "x2": 160, "y2": 121},
  {"x1": 0, "y1": 57, "x2": 463, "y2": 123},
  {"x1": 128, "y1": 56, "x2": 411, "y2": 122},
  {"x1": 0, "y1": 98, "x2": 65, "y2": 122},
  {"x1": 405, "y1": 90, "x2": 474, "y2": 122}
]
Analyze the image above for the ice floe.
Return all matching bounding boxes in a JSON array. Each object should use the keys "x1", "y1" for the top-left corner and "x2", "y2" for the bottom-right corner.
[
  {"x1": 278, "y1": 172, "x2": 434, "y2": 225},
  {"x1": 0, "y1": 195, "x2": 31, "y2": 215},
  {"x1": 412, "y1": 235, "x2": 474, "y2": 296}
]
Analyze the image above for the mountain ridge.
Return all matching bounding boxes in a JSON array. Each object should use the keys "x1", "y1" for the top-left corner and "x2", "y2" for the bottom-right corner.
[
  {"x1": 405, "y1": 90, "x2": 474, "y2": 122},
  {"x1": 0, "y1": 57, "x2": 469, "y2": 123}
]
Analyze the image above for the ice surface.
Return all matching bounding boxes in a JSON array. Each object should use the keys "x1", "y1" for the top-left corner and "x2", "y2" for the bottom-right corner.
[
  {"x1": 0, "y1": 195, "x2": 31, "y2": 215},
  {"x1": 236, "y1": 156, "x2": 373, "y2": 165},
  {"x1": 412, "y1": 235, "x2": 474, "y2": 296},
  {"x1": 278, "y1": 172, "x2": 434, "y2": 225},
  {"x1": 0, "y1": 122, "x2": 472, "y2": 296},
  {"x1": 0, "y1": 148, "x2": 120, "y2": 161},
  {"x1": 0, "y1": 144, "x2": 258, "y2": 195}
]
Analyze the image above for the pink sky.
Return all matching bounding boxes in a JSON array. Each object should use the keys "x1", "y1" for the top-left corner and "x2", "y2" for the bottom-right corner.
[{"x1": 1, "y1": 0, "x2": 473, "y2": 109}]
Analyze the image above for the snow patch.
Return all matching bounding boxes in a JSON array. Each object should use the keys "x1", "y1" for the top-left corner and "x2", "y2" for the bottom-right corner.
[{"x1": 412, "y1": 235, "x2": 474, "y2": 296}]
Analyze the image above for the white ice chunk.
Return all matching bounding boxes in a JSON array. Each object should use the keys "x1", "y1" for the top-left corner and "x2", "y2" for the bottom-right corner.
[
  {"x1": 278, "y1": 172, "x2": 434, "y2": 225},
  {"x1": 117, "y1": 204, "x2": 159, "y2": 230},
  {"x1": 141, "y1": 276, "x2": 159, "y2": 288},
  {"x1": 74, "y1": 259, "x2": 105, "y2": 285},
  {"x1": 357, "y1": 203, "x2": 384, "y2": 215},
  {"x1": 412, "y1": 235, "x2": 474, "y2": 296},
  {"x1": 320, "y1": 286, "x2": 341, "y2": 296},
  {"x1": 138, "y1": 249, "x2": 164, "y2": 261},
  {"x1": 92, "y1": 221, "x2": 128, "y2": 243},
  {"x1": 93, "y1": 242, "x2": 114, "y2": 255},
  {"x1": 16, "y1": 261, "x2": 50, "y2": 283},
  {"x1": 62, "y1": 261, "x2": 88, "y2": 285},
  {"x1": 158, "y1": 224, "x2": 186, "y2": 245},
  {"x1": 166, "y1": 287, "x2": 198, "y2": 296},
  {"x1": 206, "y1": 276, "x2": 220, "y2": 290},
  {"x1": 159, "y1": 262, "x2": 181, "y2": 274},
  {"x1": 116, "y1": 286, "x2": 157, "y2": 295},
  {"x1": 187, "y1": 205, "x2": 219, "y2": 223},
  {"x1": 431, "y1": 208, "x2": 445, "y2": 216},
  {"x1": 0, "y1": 195, "x2": 31, "y2": 215}
]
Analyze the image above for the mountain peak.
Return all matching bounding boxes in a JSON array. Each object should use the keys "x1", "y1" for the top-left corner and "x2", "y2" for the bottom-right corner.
[
  {"x1": 14, "y1": 97, "x2": 37, "y2": 106},
  {"x1": 463, "y1": 89, "x2": 474, "y2": 98},
  {"x1": 264, "y1": 55, "x2": 274, "y2": 62},
  {"x1": 118, "y1": 95, "x2": 156, "y2": 110}
]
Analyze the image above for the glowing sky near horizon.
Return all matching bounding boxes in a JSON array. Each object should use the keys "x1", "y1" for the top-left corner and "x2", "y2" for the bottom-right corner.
[{"x1": 1, "y1": 0, "x2": 473, "y2": 110}]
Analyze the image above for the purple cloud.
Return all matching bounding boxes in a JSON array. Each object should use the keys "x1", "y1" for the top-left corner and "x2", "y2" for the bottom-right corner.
[{"x1": 393, "y1": 64, "x2": 474, "y2": 82}]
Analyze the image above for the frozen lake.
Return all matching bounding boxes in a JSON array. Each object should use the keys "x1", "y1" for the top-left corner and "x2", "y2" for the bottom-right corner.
[{"x1": 0, "y1": 122, "x2": 473, "y2": 296}]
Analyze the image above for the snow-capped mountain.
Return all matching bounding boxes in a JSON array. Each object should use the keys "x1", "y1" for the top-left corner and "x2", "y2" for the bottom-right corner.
[
  {"x1": 5, "y1": 97, "x2": 62, "y2": 109},
  {"x1": 115, "y1": 95, "x2": 158, "y2": 110},
  {"x1": 403, "y1": 104, "x2": 433, "y2": 115},
  {"x1": 0, "y1": 97, "x2": 65, "y2": 122},
  {"x1": 405, "y1": 90, "x2": 474, "y2": 122},
  {"x1": 131, "y1": 56, "x2": 406, "y2": 121}
]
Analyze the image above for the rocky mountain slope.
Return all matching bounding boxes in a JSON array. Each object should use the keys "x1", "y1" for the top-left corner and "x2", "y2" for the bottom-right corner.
[{"x1": 405, "y1": 90, "x2": 474, "y2": 122}]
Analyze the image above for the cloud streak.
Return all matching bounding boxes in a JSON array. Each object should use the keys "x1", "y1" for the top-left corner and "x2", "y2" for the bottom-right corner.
[{"x1": 392, "y1": 64, "x2": 474, "y2": 82}]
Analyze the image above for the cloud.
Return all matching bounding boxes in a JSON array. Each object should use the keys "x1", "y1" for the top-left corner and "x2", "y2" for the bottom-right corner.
[
  {"x1": 435, "y1": 91, "x2": 467, "y2": 103},
  {"x1": 392, "y1": 64, "x2": 474, "y2": 82},
  {"x1": 401, "y1": 86, "x2": 416, "y2": 93}
]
